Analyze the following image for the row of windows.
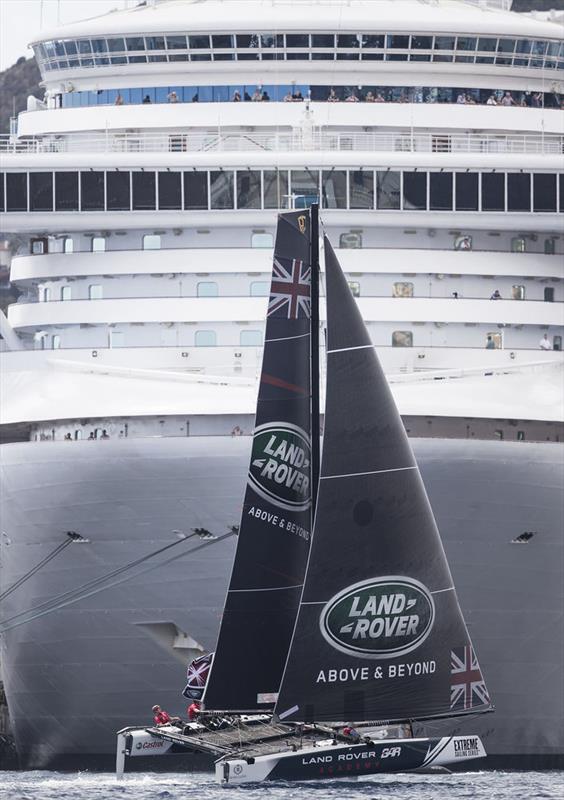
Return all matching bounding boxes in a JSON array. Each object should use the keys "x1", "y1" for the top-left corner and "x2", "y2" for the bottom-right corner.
[
  {"x1": 57, "y1": 83, "x2": 561, "y2": 109},
  {"x1": 34, "y1": 32, "x2": 564, "y2": 71},
  {"x1": 36, "y1": 281, "x2": 557, "y2": 303},
  {"x1": 3, "y1": 170, "x2": 563, "y2": 213}
]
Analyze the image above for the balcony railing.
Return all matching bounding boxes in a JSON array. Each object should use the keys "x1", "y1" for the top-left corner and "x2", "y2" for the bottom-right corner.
[{"x1": 1, "y1": 130, "x2": 563, "y2": 155}]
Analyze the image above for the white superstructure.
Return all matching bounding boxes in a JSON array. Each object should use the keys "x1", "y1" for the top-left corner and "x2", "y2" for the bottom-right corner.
[{"x1": 1, "y1": 0, "x2": 563, "y2": 444}]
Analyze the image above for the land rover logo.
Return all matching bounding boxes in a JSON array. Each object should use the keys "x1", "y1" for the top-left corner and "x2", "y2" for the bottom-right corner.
[
  {"x1": 319, "y1": 576, "x2": 435, "y2": 659},
  {"x1": 248, "y1": 422, "x2": 310, "y2": 512}
]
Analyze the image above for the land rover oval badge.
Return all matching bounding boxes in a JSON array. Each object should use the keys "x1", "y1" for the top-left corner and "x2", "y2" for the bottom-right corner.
[
  {"x1": 248, "y1": 422, "x2": 311, "y2": 512},
  {"x1": 319, "y1": 576, "x2": 435, "y2": 659}
]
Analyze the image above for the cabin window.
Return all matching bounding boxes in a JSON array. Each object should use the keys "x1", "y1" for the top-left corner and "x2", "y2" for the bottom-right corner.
[
  {"x1": 507, "y1": 174, "x2": 531, "y2": 212},
  {"x1": 109, "y1": 330, "x2": 125, "y2": 348},
  {"x1": 511, "y1": 285, "x2": 525, "y2": 300},
  {"x1": 349, "y1": 170, "x2": 374, "y2": 209},
  {"x1": 251, "y1": 233, "x2": 273, "y2": 248},
  {"x1": 240, "y1": 330, "x2": 263, "y2": 346},
  {"x1": 60, "y1": 286, "x2": 71, "y2": 301},
  {"x1": 393, "y1": 282, "x2": 414, "y2": 297},
  {"x1": 482, "y1": 173, "x2": 505, "y2": 211},
  {"x1": 91, "y1": 237, "x2": 106, "y2": 252},
  {"x1": 376, "y1": 171, "x2": 400, "y2": 209},
  {"x1": 184, "y1": 171, "x2": 208, "y2": 210},
  {"x1": 89, "y1": 284, "x2": 103, "y2": 299},
  {"x1": 403, "y1": 172, "x2": 427, "y2": 210},
  {"x1": 455, "y1": 173, "x2": 479, "y2": 211},
  {"x1": 197, "y1": 282, "x2": 218, "y2": 297},
  {"x1": 486, "y1": 332, "x2": 502, "y2": 348},
  {"x1": 340, "y1": 232, "x2": 362, "y2": 249},
  {"x1": 429, "y1": 172, "x2": 453, "y2": 210},
  {"x1": 533, "y1": 174, "x2": 557, "y2": 212},
  {"x1": 544, "y1": 287, "x2": 555, "y2": 302},
  {"x1": 264, "y1": 170, "x2": 288, "y2": 209},
  {"x1": 143, "y1": 234, "x2": 161, "y2": 250},
  {"x1": 80, "y1": 171, "x2": 104, "y2": 211},
  {"x1": 553, "y1": 335, "x2": 562, "y2": 351},
  {"x1": 237, "y1": 171, "x2": 262, "y2": 210},
  {"x1": 52, "y1": 335, "x2": 61, "y2": 349},
  {"x1": 511, "y1": 237, "x2": 526, "y2": 253},
  {"x1": 40, "y1": 286, "x2": 51, "y2": 302},
  {"x1": 55, "y1": 172, "x2": 79, "y2": 211},
  {"x1": 210, "y1": 171, "x2": 234, "y2": 209},
  {"x1": 30, "y1": 172, "x2": 53, "y2": 211},
  {"x1": 494, "y1": 429, "x2": 504, "y2": 440},
  {"x1": 63, "y1": 237, "x2": 74, "y2": 253},
  {"x1": 195, "y1": 330, "x2": 217, "y2": 347},
  {"x1": 6, "y1": 173, "x2": 27, "y2": 211},
  {"x1": 31, "y1": 237, "x2": 48, "y2": 255},
  {"x1": 74, "y1": 430, "x2": 83, "y2": 440},
  {"x1": 544, "y1": 239, "x2": 556, "y2": 255},
  {"x1": 158, "y1": 172, "x2": 182, "y2": 210},
  {"x1": 290, "y1": 170, "x2": 320, "y2": 208},
  {"x1": 392, "y1": 331, "x2": 413, "y2": 347},
  {"x1": 322, "y1": 170, "x2": 347, "y2": 209},
  {"x1": 250, "y1": 281, "x2": 269, "y2": 296},
  {"x1": 132, "y1": 171, "x2": 156, "y2": 210},
  {"x1": 107, "y1": 171, "x2": 130, "y2": 210},
  {"x1": 347, "y1": 281, "x2": 360, "y2": 297},
  {"x1": 454, "y1": 235, "x2": 472, "y2": 251}
]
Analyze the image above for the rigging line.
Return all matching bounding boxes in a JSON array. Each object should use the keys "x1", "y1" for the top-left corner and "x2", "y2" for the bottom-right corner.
[
  {"x1": 0, "y1": 539, "x2": 72, "y2": 602},
  {"x1": 321, "y1": 466, "x2": 417, "y2": 480},
  {"x1": 265, "y1": 332, "x2": 311, "y2": 343},
  {"x1": 0, "y1": 532, "x2": 235, "y2": 634},
  {"x1": 0, "y1": 533, "x2": 199, "y2": 627}
]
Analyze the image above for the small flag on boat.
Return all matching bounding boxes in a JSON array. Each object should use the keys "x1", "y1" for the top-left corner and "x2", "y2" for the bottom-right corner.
[
  {"x1": 450, "y1": 645, "x2": 490, "y2": 711},
  {"x1": 183, "y1": 653, "x2": 214, "y2": 700}
]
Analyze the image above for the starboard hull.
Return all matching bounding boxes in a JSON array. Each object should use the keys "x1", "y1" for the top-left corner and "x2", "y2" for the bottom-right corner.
[{"x1": 216, "y1": 736, "x2": 487, "y2": 784}]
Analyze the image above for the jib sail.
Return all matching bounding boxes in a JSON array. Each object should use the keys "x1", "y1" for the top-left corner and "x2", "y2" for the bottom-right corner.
[
  {"x1": 203, "y1": 211, "x2": 314, "y2": 712},
  {"x1": 275, "y1": 237, "x2": 491, "y2": 724}
]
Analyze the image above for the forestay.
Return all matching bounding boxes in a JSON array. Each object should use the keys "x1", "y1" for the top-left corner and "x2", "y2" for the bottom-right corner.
[
  {"x1": 275, "y1": 237, "x2": 491, "y2": 724},
  {"x1": 204, "y1": 212, "x2": 313, "y2": 712}
]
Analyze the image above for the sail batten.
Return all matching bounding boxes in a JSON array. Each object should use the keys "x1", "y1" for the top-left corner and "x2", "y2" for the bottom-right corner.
[{"x1": 274, "y1": 236, "x2": 491, "y2": 725}]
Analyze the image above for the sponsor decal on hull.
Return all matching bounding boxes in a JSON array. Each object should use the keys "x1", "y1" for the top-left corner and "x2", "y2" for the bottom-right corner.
[
  {"x1": 248, "y1": 422, "x2": 311, "y2": 512},
  {"x1": 319, "y1": 576, "x2": 435, "y2": 659}
]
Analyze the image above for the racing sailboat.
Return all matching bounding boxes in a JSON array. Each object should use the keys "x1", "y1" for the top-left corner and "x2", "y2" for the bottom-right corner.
[{"x1": 116, "y1": 207, "x2": 492, "y2": 783}]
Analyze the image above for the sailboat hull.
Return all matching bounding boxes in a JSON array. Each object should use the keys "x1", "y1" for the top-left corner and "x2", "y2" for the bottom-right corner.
[{"x1": 216, "y1": 735, "x2": 487, "y2": 784}]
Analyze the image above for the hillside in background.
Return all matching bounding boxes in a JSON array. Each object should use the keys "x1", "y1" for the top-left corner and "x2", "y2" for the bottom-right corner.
[
  {"x1": 0, "y1": 0, "x2": 562, "y2": 132},
  {"x1": 0, "y1": 56, "x2": 41, "y2": 133}
]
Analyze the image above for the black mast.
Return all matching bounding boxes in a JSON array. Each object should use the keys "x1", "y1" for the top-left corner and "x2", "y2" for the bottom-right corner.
[{"x1": 309, "y1": 203, "x2": 320, "y2": 517}]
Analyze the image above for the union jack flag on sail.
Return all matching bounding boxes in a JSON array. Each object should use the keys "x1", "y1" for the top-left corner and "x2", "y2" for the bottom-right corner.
[
  {"x1": 268, "y1": 256, "x2": 311, "y2": 319},
  {"x1": 450, "y1": 645, "x2": 490, "y2": 711},
  {"x1": 182, "y1": 652, "x2": 213, "y2": 700}
]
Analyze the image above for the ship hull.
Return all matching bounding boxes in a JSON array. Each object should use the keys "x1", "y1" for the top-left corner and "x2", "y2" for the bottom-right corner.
[{"x1": 0, "y1": 436, "x2": 562, "y2": 769}]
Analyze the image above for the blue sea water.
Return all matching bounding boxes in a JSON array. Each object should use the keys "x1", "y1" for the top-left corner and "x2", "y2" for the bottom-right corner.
[{"x1": 1, "y1": 771, "x2": 562, "y2": 800}]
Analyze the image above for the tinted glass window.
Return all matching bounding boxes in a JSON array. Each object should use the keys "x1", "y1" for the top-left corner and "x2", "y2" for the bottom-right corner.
[
  {"x1": 261, "y1": 34, "x2": 284, "y2": 48},
  {"x1": 158, "y1": 172, "x2": 181, "y2": 209},
  {"x1": 107, "y1": 38, "x2": 125, "y2": 52},
  {"x1": 126, "y1": 37, "x2": 145, "y2": 50},
  {"x1": 212, "y1": 34, "x2": 233, "y2": 48},
  {"x1": 0, "y1": 173, "x2": 4, "y2": 212},
  {"x1": 236, "y1": 34, "x2": 258, "y2": 48},
  {"x1": 429, "y1": 172, "x2": 453, "y2": 210},
  {"x1": 146, "y1": 36, "x2": 165, "y2": 50},
  {"x1": 132, "y1": 171, "x2": 156, "y2": 210},
  {"x1": 455, "y1": 173, "x2": 479, "y2": 211},
  {"x1": 264, "y1": 170, "x2": 288, "y2": 209},
  {"x1": 237, "y1": 171, "x2": 261, "y2": 209},
  {"x1": 184, "y1": 172, "x2": 208, "y2": 209},
  {"x1": 77, "y1": 39, "x2": 92, "y2": 53},
  {"x1": 482, "y1": 173, "x2": 505, "y2": 211},
  {"x1": 107, "y1": 171, "x2": 130, "y2": 210},
  {"x1": 456, "y1": 37, "x2": 477, "y2": 51},
  {"x1": 81, "y1": 171, "x2": 104, "y2": 210},
  {"x1": 167, "y1": 35, "x2": 187, "y2": 49},
  {"x1": 560, "y1": 174, "x2": 564, "y2": 212},
  {"x1": 6, "y1": 172, "x2": 27, "y2": 211},
  {"x1": 434, "y1": 36, "x2": 455, "y2": 49},
  {"x1": 412, "y1": 35, "x2": 432, "y2": 49},
  {"x1": 92, "y1": 39, "x2": 107, "y2": 53},
  {"x1": 533, "y1": 173, "x2": 556, "y2": 212},
  {"x1": 210, "y1": 171, "x2": 234, "y2": 209},
  {"x1": 312, "y1": 34, "x2": 334, "y2": 47},
  {"x1": 403, "y1": 172, "x2": 427, "y2": 210},
  {"x1": 189, "y1": 35, "x2": 210, "y2": 49},
  {"x1": 364, "y1": 34, "x2": 384, "y2": 47},
  {"x1": 387, "y1": 35, "x2": 409, "y2": 48},
  {"x1": 322, "y1": 170, "x2": 347, "y2": 209},
  {"x1": 376, "y1": 171, "x2": 400, "y2": 209},
  {"x1": 286, "y1": 34, "x2": 309, "y2": 47},
  {"x1": 478, "y1": 37, "x2": 497, "y2": 51},
  {"x1": 498, "y1": 38, "x2": 516, "y2": 53},
  {"x1": 291, "y1": 170, "x2": 319, "y2": 206},
  {"x1": 349, "y1": 170, "x2": 374, "y2": 209},
  {"x1": 197, "y1": 282, "x2": 218, "y2": 297},
  {"x1": 30, "y1": 172, "x2": 53, "y2": 211},
  {"x1": 507, "y1": 173, "x2": 531, "y2": 212},
  {"x1": 55, "y1": 172, "x2": 78, "y2": 211}
]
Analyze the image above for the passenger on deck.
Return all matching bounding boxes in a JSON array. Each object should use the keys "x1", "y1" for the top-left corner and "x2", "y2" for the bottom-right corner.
[{"x1": 327, "y1": 88, "x2": 339, "y2": 102}]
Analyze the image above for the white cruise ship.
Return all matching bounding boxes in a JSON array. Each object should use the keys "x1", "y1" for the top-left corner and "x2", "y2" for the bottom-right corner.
[{"x1": 0, "y1": 0, "x2": 562, "y2": 770}]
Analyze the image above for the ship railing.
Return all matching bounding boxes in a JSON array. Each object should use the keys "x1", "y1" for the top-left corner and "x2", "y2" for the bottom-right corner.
[{"x1": 1, "y1": 131, "x2": 563, "y2": 155}]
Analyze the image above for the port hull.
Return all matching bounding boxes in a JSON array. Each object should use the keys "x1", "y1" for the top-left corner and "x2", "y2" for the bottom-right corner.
[{"x1": 1, "y1": 437, "x2": 562, "y2": 768}]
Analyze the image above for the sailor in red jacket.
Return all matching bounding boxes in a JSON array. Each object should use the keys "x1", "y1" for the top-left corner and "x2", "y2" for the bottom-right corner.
[
  {"x1": 152, "y1": 704, "x2": 172, "y2": 726},
  {"x1": 187, "y1": 700, "x2": 201, "y2": 721}
]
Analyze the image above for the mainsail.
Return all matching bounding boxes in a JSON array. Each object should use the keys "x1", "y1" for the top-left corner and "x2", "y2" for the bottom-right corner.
[
  {"x1": 203, "y1": 212, "x2": 314, "y2": 712},
  {"x1": 275, "y1": 237, "x2": 491, "y2": 724}
]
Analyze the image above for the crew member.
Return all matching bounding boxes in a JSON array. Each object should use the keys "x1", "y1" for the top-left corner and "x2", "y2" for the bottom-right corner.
[
  {"x1": 152, "y1": 704, "x2": 172, "y2": 725},
  {"x1": 187, "y1": 700, "x2": 201, "y2": 721}
]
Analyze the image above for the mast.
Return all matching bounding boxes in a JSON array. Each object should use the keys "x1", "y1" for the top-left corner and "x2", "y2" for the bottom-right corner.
[{"x1": 309, "y1": 203, "x2": 320, "y2": 518}]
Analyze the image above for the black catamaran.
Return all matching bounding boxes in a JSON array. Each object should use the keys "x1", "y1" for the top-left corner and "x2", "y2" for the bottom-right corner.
[{"x1": 116, "y1": 207, "x2": 492, "y2": 784}]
